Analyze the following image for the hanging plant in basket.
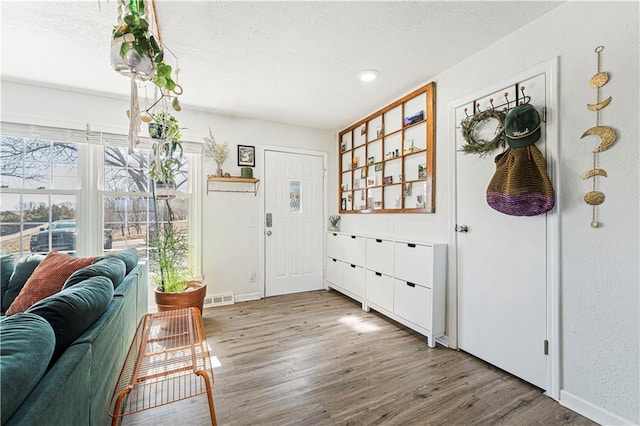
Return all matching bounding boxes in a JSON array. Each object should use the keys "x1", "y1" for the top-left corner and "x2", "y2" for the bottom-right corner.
[
  {"x1": 106, "y1": 0, "x2": 183, "y2": 151},
  {"x1": 459, "y1": 109, "x2": 507, "y2": 157},
  {"x1": 149, "y1": 112, "x2": 183, "y2": 199},
  {"x1": 110, "y1": 0, "x2": 181, "y2": 92}
]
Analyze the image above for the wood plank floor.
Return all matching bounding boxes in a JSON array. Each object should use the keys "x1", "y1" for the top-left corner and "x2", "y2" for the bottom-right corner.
[{"x1": 121, "y1": 290, "x2": 595, "y2": 426}]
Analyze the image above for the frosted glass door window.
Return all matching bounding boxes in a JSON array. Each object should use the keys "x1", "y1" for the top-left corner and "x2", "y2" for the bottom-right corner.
[{"x1": 289, "y1": 180, "x2": 301, "y2": 212}]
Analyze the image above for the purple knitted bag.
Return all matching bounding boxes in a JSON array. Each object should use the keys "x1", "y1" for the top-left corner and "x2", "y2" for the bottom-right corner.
[{"x1": 486, "y1": 146, "x2": 555, "y2": 216}]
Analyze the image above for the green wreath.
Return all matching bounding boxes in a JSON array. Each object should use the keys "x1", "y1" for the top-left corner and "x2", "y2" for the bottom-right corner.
[{"x1": 459, "y1": 109, "x2": 507, "y2": 157}]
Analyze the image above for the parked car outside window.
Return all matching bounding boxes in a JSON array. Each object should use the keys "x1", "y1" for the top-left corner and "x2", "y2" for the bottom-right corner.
[{"x1": 30, "y1": 219, "x2": 76, "y2": 253}]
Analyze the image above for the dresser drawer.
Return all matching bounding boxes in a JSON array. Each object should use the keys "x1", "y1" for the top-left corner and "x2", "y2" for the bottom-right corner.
[
  {"x1": 393, "y1": 279, "x2": 432, "y2": 330},
  {"x1": 366, "y1": 270, "x2": 393, "y2": 312},
  {"x1": 366, "y1": 238, "x2": 394, "y2": 276},
  {"x1": 326, "y1": 232, "x2": 343, "y2": 260},
  {"x1": 343, "y1": 235, "x2": 366, "y2": 267},
  {"x1": 343, "y1": 263, "x2": 365, "y2": 298},
  {"x1": 394, "y1": 242, "x2": 433, "y2": 288},
  {"x1": 326, "y1": 257, "x2": 343, "y2": 286}
]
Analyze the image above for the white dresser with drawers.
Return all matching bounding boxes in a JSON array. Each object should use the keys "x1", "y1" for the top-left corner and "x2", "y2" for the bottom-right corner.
[{"x1": 326, "y1": 232, "x2": 446, "y2": 347}]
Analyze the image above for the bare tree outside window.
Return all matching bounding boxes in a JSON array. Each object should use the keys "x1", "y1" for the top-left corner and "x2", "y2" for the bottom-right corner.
[
  {"x1": 0, "y1": 133, "x2": 193, "y2": 262},
  {"x1": 0, "y1": 137, "x2": 79, "y2": 257},
  {"x1": 102, "y1": 146, "x2": 188, "y2": 255}
]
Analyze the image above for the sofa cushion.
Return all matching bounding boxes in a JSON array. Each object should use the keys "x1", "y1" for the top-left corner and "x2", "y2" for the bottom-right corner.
[
  {"x1": 1, "y1": 254, "x2": 44, "y2": 313},
  {"x1": 63, "y1": 256, "x2": 127, "y2": 290},
  {"x1": 4, "y1": 343, "x2": 91, "y2": 426},
  {"x1": 112, "y1": 248, "x2": 139, "y2": 275},
  {"x1": 0, "y1": 253, "x2": 15, "y2": 312},
  {"x1": 26, "y1": 275, "x2": 114, "y2": 365},
  {"x1": 6, "y1": 251, "x2": 97, "y2": 315},
  {"x1": 0, "y1": 312, "x2": 56, "y2": 425}
]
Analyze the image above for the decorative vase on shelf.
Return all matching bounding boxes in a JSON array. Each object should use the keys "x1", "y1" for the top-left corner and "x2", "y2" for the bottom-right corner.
[{"x1": 216, "y1": 163, "x2": 224, "y2": 177}]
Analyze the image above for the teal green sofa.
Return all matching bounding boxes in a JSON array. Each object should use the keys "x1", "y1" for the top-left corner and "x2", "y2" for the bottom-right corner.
[{"x1": 0, "y1": 249, "x2": 148, "y2": 426}]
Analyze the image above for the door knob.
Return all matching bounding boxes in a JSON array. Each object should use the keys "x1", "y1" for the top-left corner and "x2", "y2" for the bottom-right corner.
[
  {"x1": 455, "y1": 225, "x2": 469, "y2": 233},
  {"x1": 266, "y1": 230, "x2": 272, "y2": 236}
]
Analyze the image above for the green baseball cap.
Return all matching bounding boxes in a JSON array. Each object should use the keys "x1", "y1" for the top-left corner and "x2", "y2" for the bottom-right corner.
[{"x1": 504, "y1": 104, "x2": 541, "y2": 148}]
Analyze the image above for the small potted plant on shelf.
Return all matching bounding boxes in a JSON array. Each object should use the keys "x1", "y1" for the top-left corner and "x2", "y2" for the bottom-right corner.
[
  {"x1": 149, "y1": 112, "x2": 183, "y2": 199},
  {"x1": 328, "y1": 215, "x2": 341, "y2": 231}
]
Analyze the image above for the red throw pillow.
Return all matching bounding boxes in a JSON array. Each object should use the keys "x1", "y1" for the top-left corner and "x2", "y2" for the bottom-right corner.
[{"x1": 6, "y1": 251, "x2": 97, "y2": 315}]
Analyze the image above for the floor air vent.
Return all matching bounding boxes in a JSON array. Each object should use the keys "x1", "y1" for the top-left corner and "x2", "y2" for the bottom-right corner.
[{"x1": 204, "y1": 293, "x2": 235, "y2": 308}]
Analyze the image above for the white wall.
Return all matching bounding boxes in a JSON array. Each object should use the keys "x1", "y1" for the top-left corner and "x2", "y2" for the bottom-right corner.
[
  {"x1": 0, "y1": 80, "x2": 335, "y2": 302},
  {"x1": 198, "y1": 117, "x2": 334, "y2": 301},
  {"x1": 336, "y1": 2, "x2": 639, "y2": 424}
]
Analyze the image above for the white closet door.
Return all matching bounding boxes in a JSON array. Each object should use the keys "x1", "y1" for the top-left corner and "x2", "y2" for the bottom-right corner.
[{"x1": 456, "y1": 73, "x2": 548, "y2": 389}]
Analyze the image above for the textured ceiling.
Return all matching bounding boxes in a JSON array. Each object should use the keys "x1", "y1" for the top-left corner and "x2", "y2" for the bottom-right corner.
[{"x1": 1, "y1": 1, "x2": 564, "y2": 130}]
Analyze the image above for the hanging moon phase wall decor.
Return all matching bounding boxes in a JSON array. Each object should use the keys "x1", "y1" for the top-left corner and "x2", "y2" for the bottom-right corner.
[
  {"x1": 589, "y1": 72, "x2": 609, "y2": 88},
  {"x1": 582, "y1": 168, "x2": 608, "y2": 180},
  {"x1": 581, "y1": 125, "x2": 617, "y2": 153},
  {"x1": 587, "y1": 96, "x2": 612, "y2": 111},
  {"x1": 581, "y1": 45, "x2": 616, "y2": 229},
  {"x1": 584, "y1": 191, "x2": 605, "y2": 205}
]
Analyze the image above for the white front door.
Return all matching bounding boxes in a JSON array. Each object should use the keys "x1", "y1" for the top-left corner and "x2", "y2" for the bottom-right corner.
[
  {"x1": 264, "y1": 150, "x2": 324, "y2": 297},
  {"x1": 455, "y1": 72, "x2": 549, "y2": 389}
]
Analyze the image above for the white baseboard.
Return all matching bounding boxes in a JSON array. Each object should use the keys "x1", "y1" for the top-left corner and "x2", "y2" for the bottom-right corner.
[
  {"x1": 435, "y1": 335, "x2": 449, "y2": 348},
  {"x1": 235, "y1": 292, "x2": 262, "y2": 302},
  {"x1": 560, "y1": 390, "x2": 636, "y2": 425}
]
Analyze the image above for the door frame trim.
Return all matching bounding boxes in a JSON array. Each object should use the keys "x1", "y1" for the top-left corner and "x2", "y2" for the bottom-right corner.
[
  {"x1": 448, "y1": 57, "x2": 560, "y2": 399},
  {"x1": 259, "y1": 145, "x2": 328, "y2": 298}
]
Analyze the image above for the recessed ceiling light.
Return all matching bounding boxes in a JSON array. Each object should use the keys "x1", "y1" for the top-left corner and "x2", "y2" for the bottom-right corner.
[{"x1": 358, "y1": 69, "x2": 379, "y2": 82}]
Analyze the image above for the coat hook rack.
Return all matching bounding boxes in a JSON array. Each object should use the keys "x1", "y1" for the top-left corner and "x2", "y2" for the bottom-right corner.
[{"x1": 465, "y1": 83, "x2": 532, "y2": 119}]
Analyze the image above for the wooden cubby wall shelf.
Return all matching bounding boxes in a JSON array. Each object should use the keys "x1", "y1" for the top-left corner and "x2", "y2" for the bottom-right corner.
[
  {"x1": 206, "y1": 176, "x2": 261, "y2": 196},
  {"x1": 338, "y1": 82, "x2": 436, "y2": 214}
]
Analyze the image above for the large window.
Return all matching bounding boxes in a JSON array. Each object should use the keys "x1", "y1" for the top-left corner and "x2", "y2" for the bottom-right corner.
[
  {"x1": 0, "y1": 124, "x2": 200, "y2": 276},
  {"x1": 101, "y1": 146, "x2": 190, "y2": 260},
  {"x1": 0, "y1": 136, "x2": 79, "y2": 256}
]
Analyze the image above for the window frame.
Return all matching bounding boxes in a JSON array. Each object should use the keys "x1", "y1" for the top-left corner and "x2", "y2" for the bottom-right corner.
[{"x1": 0, "y1": 122, "x2": 202, "y2": 278}]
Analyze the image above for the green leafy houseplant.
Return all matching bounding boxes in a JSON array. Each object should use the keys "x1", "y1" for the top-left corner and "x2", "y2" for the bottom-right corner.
[
  {"x1": 149, "y1": 112, "x2": 183, "y2": 184},
  {"x1": 110, "y1": 0, "x2": 181, "y2": 99},
  {"x1": 148, "y1": 222, "x2": 189, "y2": 293}
]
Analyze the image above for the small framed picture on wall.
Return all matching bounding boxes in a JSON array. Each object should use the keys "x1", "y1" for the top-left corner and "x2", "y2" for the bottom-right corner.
[{"x1": 238, "y1": 145, "x2": 255, "y2": 167}]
